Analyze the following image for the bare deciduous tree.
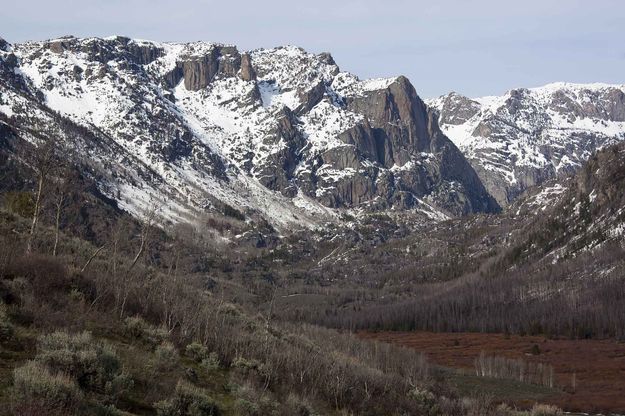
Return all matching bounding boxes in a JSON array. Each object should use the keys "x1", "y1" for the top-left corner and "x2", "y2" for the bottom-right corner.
[
  {"x1": 117, "y1": 202, "x2": 160, "y2": 318},
  {"x1": 26, "y1": 141, "x2": 57, "y2": 254},
  {"x1": 51, "y1": 168, "x2": 73, "y2": 257}
]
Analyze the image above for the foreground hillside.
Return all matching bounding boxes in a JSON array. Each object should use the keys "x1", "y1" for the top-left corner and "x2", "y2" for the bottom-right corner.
[{"x1": 0, "y1": 195, "x2": 569, "y2": 415}]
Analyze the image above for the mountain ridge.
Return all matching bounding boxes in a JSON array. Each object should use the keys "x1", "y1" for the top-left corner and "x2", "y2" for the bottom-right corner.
[
  {"x1": 427, "y1": 82, "x2": 625, "y2": 206},
  {"x1": 0, "y1": 35, "x2": 499, "y2": 229}
]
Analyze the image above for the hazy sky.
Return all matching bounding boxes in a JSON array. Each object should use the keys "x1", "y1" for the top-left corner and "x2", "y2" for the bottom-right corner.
[{"x1": 1, "y1": 0, "x2": 623, "y2": 98}]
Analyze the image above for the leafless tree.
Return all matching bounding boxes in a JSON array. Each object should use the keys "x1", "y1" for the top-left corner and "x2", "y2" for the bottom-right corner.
[
  {"x1": 118, "y1": 202, "x2": 160, "y2": 318},
  {"x1": 51, "y1": 168, "x2": 72, "y2": 257},
  {"x1": 26, "y1": 141, "x2": 57, "y2": 254}
]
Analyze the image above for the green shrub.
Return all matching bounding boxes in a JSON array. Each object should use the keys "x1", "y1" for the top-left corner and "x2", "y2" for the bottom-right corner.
[
  {"x1": 185, "y1": 342, "x2": 220, "y2": 370},
  {"x1": 124, "y1": 316, "x2": 168, "y2": 346},
  {"x1": 232, "y1": 357, "x2": 264, "y2": 373},
  {"x1": 217, "y1": 302, "x2": 240, "y2": 316},
  {"x1": 185, "y1": 342, "x2": 209, "y2": 362},
  {"x1": 36, "y1": 331, "x2": 132, "y2": 398},
  {"x1": 409, "y1": 387, "x2": 440, "y2": 416},
  {"x1": 233, "y1": 398, "x2": 259, "y2": 416},
  {"x1": 4, "y1": 191, "x2": 34, "y2": 218},
  {"x1": 530, "y1": 344, "x2": 541, "y2": 355},
  {"x1": 232, "y1": 384, "x2": 279, "y2": 416},
  {"x1": 155, "y1": 341, "x2": 179, "y2": 371},
  {"x1": 93, "y1": 403, "x2": 136, "y2": 416},
  {"x1": 13, "y1": 360, "x2": 83, "y2": 413},
  {"x1": 494, "y1": 403, "x2": 516, "y2": 416},
  {"x1": 222, "y1": 204, "x2": 245, "y2": 221},
  {"x1": 154, "y1": 380, "x2": 219, "y2": 416},
  {"x1": 0, "y1": 301, "x2": 14, "y2": 342},
  {"x1": 282, "y1": 393, "x2": 318, "y2": 416},
  {"x1": 200, "y1": 352, "x2": 221, "y2": 371},
  {"x1": 462, "y1": 392, "x2": 495, "y2": 416}
]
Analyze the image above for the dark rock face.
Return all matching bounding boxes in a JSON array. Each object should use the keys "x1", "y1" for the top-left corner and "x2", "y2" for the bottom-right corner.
[
  {"x1": 0, "y1": 42, "x2": 29, "y2": 93},
  {"x1": 549, "y1": 88, "x2": 625, "y2": 122},
  {"x1": 47, "y1": 36, "x2": 164, "y2": 66},
  {"x1": 0, "y1": 38, "x2": 10, "y2": 52},
  {"x1": 182, "y1": 52, "x2": 220, "y2": 91},
  {"x1": 295, "y1": 81, "x2": 326, "y2": 115},
  {"x1": 239, "y1": 53, "x2": 256, "y2": 81},
  {"x1": 48, "y1": 37, "x2": 75, "y2": 54},
  {"x1": 324, "y1": 76, "x2": 499, "y2": 214},
  {"x1": 256, "y1": 107, "x2": 305, "y2": 197},
  {"x1": 126, "y1": 42, "x2": 163, "y2": 65},
  {"x1": 317, "y1": 52, "x2": 335, "y2": 66},
  {"x1": 604, "y1": 89, "x2": 625, "y2": 121},
  {"x1": 163, "y1": 65, "x2": 184, "y2": 89},
  {"x1": 181, "y1": 46, "x2": 242, "y2": 91},
  {"x1": 338, "y1": 121, "x2": 381, "y2": 163},
  {"x1": 344, "y1": 76, "x2": 432, "y2": 165},
  {"x1": 163, "y1": 45, "x2": 244, "y2": 91}
]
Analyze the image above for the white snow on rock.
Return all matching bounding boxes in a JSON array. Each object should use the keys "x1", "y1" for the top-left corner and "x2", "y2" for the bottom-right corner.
[
  {"x1": 2, "y1": 36, "x2": 447, "y2": 230},
  {"x1": 428, "y1": 83, "x2": 625, "y2": 204}
]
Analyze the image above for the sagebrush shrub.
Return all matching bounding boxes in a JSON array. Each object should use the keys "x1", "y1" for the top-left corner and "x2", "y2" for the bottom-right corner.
[
  {"x1": 185, "y1": 342, "x2": 209, "y2": 362},
  {"x1": 200, "y1": 352, "x2": 221, "y2": 371},
  {"x1": 409, "y1": 387, "x2": 440, "y2": 416},
  {"x1": 7, "y1": 255, "x2": 68, "y2": 297},
  {"x1": 232, "y1": 357, "x2": 265, "y2": 374},
  {"x1": 154, "y1": 341, "x2": 179, "y2": 371},
  {"x1": 283, "y1": 393, "x2": 317, "y2": 416},
  {"x1": 233, "y1": 398, "x2": 260, "y2": 416},
  {"x1": 4, "y1": 191, "x2": 35, "y2": 218},
  {"x1": 154, "y1": 380, "x2": 219, "y2": 416},
  {"x1": 0, "y1": 302, "x2": 14, "y2": 342},
  {"x1": 185, "y1": 342, "x2": 220, "y2": 370},
  {"x1": 13, "y1": 360, "x2": 83, "y2": 413},
  {"x1": 124, "y1": 315, "x2": 167, "y2": 346},
  {"x1": 530, "y1": 404, "x2": 563, "y2": 416},
  {"x1": 36, "y1": 331, "x2": 132, "y2": 398},
  {"x1": 92, "y1": 403, "x2": 136, "y2": 416},
  {"x1": 232, "y1": 384, "x2": 279, "y2": 416}
]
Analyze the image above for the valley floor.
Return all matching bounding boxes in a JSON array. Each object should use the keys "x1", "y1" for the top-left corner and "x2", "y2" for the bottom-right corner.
[{"x1": 358, "y1": 331, "x2": 625, "y2": 414}]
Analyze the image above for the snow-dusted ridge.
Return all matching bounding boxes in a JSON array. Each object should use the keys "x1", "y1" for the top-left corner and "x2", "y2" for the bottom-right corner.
[
  {"x1": 427, "y1": 82, "x2": 625, "y2": 206},
  {"x1": 3, "y1": 35, "x2": 495, "y2": 230}
]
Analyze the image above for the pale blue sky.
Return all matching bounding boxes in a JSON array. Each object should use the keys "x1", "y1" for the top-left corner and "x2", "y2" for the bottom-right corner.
[{"x1": 1, "y1": 0, "x2": 623, "y2": 98}]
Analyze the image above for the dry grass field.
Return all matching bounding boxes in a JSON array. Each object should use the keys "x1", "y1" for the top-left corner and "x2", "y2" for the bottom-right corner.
[{"x1": 359, "y1": 331, "x2": 625, "y2": 413}]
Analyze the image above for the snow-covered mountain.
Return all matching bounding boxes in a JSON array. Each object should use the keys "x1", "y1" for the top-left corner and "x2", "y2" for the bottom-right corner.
[
  {"x1": 0, "y1": 35, "x2": 498, "y2": 229},
  {"x1": 427, "y1": 83, "x2": 625, "y2": 206}
]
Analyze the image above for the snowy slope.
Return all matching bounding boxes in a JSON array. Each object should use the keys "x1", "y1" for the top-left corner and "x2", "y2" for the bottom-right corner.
[
  {"x1": 1, "y1": 35, "x2": 498, "y2": 229},
  {"x1": 427, "y1": 83, "x2": 625, "y2": 206}
]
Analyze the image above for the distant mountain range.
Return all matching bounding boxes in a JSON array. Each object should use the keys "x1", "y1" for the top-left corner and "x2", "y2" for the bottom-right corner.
[
  {"x1": 1, "y1": 35, "x2": 623, "y2": 228},
  {"x1": 427, "y1": 83, "x2": 625, "y2": 206}
]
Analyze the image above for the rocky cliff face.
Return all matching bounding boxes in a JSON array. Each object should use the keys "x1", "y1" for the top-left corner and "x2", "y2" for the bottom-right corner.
[
  {"x1": 428, "y1": 83, "x2": 625, "y2": 206},
  {"x1": 0, "y1": 35, "x2": 499, "y2": 229}
]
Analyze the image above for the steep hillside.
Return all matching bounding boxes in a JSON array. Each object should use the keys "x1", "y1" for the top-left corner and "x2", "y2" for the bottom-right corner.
[
  {"x1": 428, "y1": 83, "x2": 625, "y2": 206},
  {"x1": 306, "y1": 141, "x2": 625, "y2": 340}
]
